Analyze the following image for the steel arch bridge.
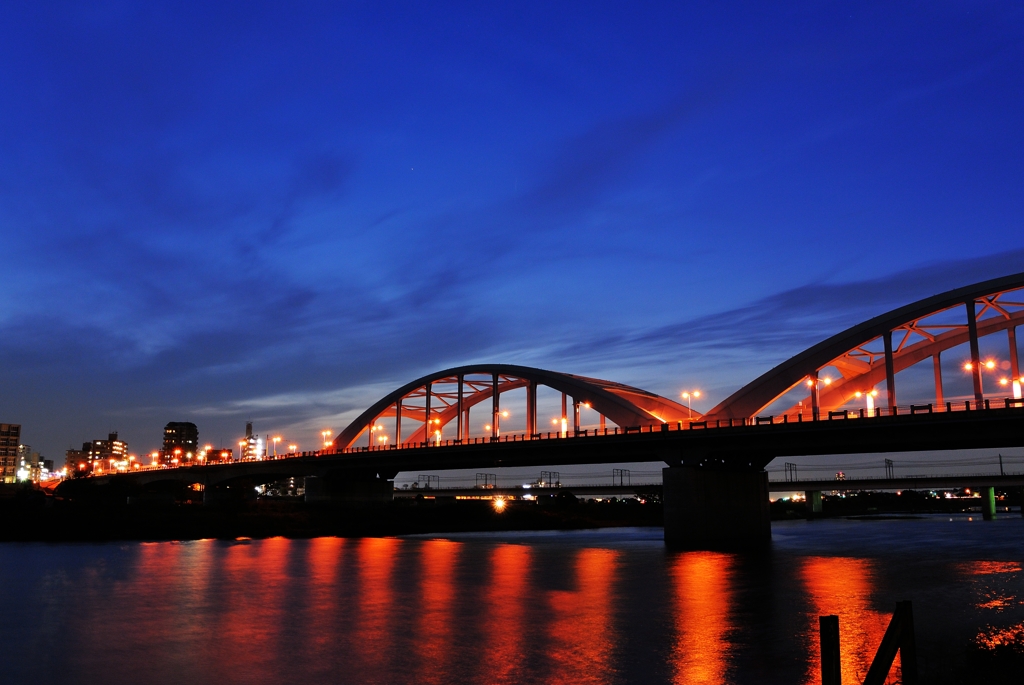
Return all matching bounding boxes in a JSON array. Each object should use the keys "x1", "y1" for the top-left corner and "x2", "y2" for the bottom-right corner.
[
  {"x1": 333, "y1": 272, "x2": 1024, "y2": 453},
  {"x1": 333, "y1": 364, "x2": 697, "y2": 451},
  {"x1": 56, "y1": 271, "x2": 1024, "y2": 535}
]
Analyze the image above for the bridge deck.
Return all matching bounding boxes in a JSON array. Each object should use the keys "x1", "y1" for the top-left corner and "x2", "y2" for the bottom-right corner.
[{"x1": 57, "y1": 400, "x2": 1024, "y2": 495}]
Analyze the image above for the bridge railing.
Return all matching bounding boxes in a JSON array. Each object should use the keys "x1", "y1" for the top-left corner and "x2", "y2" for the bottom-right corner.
[{"x1": 317, "y1": 395, "x2": 1023, "y2": 455}]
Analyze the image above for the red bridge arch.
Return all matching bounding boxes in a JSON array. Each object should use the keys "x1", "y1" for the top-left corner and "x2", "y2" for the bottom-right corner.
[
  {"x1": 333, "y1": 364, "x2": 695, "y2": 450},
  {"x1": 704, "y1": 272, "x2": 1024, "y2": 422}
]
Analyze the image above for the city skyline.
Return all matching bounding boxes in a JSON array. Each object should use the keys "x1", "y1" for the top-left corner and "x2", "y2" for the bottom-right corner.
[{"x1": 2, "y1": 3, "x2": 1023, "y2": 459}]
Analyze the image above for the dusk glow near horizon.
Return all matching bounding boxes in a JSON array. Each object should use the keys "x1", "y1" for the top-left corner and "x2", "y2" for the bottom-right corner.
[{"x1": 1, "y1": 3, "x2": 1023, "y2": 461}]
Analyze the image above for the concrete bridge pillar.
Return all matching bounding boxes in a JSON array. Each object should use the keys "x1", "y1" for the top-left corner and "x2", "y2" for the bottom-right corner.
[{"x1": 663, "y1": 466, "x2": 770, "y2": 550}]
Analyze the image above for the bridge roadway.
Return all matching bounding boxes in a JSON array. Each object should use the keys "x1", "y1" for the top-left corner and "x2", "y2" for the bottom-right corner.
[
  {"x1": 59, "y1": 401, "x2": 1024, "y2": 494},
  {"x1": 393, "y1": 474, "x2": 1024, "y2": 499},
  {"x1": 769, "y1": 474, "x2": 1024, "y2": 492}
]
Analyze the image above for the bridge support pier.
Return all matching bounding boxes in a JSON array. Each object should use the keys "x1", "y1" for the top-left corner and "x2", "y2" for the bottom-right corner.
[
  {"x1": 982, "y1": 486, "x2": 996, "y2": 520},
  {"x1": 663, "y1": 466, "x2": 770, "y2": 550},
  {"x1": 806, "y1": 490, "x2": 822, "y2": 518}
]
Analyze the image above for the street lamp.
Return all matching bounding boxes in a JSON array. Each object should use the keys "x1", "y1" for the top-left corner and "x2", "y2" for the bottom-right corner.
[
  {"x1": 997, "y1": 376, "x2": 1023, "y2": 400},
  {"x1": 272, "y1": 436, "x2": 281, "y2": 456},
  {"x1": 854, "y1": 389, "x2": 879, "y2": 415},
  {"x1": 680, "y1": 390, "x2": 701, "y2": 419},
  {"x1": 964, "y1": 359, "x2": 999, "y2": 394},
  {"x1": 321, "y1": 429, "x2": 332, "y2": 449},
  {"x1": 238, "y1": 440, "x2": 247, "y2": 460},
  {"x1": 288, "y1": 444, "x2": 297, "y2": 454}
]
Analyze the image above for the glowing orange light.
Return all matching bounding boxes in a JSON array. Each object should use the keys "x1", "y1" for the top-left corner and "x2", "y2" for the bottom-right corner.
[
  {"x1": 492, "y1": 498, "x2": 507, "y2": 512},
  {"x1": 985, "y1": 360, "x2": 996, "y2": 370},
  {"x1": 964, "y1": 362, "x2": 974, "y2": 371},
  {"x1": 1000, "y1": 378, "x2": 1010, "y2": 386}
]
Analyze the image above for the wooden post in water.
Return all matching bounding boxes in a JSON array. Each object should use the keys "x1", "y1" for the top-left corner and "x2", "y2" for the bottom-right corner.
[
  {"x1": 863, "y1": 600, "x2": 918, "y2": 685},
  {"x1": 820, "y1": 601, "x2": 917, "y2": 685},
  {"x1": 819, "y1": 615, "x2": 841, "y2": 685}
]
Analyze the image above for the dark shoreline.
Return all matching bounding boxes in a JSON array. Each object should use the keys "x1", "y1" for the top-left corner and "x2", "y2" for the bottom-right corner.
[
  {"x1": 0, "y1": 495, "x2": 665, "y2": 543},
  {"x1": 0, "y1": 485, "x2": 1017, "y2": 543}
]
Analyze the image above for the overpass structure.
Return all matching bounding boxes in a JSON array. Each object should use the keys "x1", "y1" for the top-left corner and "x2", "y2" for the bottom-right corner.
[
  {"x1": 393, "y1": 474, "x2": 1024, "y2": 499},
  {"x1": 57, "y1": 273, "x2": 1024, "y2": 548}
]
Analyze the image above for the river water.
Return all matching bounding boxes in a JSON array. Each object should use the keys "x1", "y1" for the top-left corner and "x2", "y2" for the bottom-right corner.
[{"x1": 1, "y1": 516, "x2": 1022, "y2": 684}]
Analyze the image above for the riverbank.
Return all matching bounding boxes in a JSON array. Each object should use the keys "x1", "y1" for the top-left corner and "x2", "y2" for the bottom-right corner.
[{"x1": 0, "y1": 495, "x2": 664, "y2": 542}]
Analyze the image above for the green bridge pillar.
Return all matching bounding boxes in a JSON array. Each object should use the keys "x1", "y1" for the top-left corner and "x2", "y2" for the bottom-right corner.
[
  {"x1": 982, "y1": 486, "x2": 996, "y2": 521},
  {"x1": 806, "y1": 490, "x2": 822, "y2": 517},
  {"x1": 663, "y1": 466, "x2": 771, "y2": 550}
]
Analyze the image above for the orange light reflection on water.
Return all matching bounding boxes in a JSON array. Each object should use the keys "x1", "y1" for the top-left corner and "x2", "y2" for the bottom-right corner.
[
  {"x1": 957, "y1": 560, "x2": 1022, "y2": 576},
  {"x1": 956, "y1": 559, "x2": 1022, "y2": 614},
  {"x1": 801, "y1": 557, "x2": 895, "y2": 685},
  {"x1": 479, "y1": 543, "x2": 532, "y2": 685},
  {"x1": 215, "y1": 538, "x2": 291, "y2": 680},
  {"x1": 547, "y1": 548, "x2": 620, "y2": 685},
  {"x1": 415, "y1": 540, "x2": 460, "y2": 684},
  {"x1": 975, "y1": 622, "x2": 1024, "y2": 650},
  {"x1": 353, "y1": 537, "x2": 399, "y2": 675},
  {"x1": 304, "y1": 537, "x2": 346, "y2": 659},
  {"x1": 669, "y1": 552, "x2": 736, "y2": 685}
]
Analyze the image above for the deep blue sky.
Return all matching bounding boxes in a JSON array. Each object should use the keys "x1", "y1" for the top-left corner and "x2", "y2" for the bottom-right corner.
[{"x1": 2, "y1": 2, "x2": 1023, "y2": 460}]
